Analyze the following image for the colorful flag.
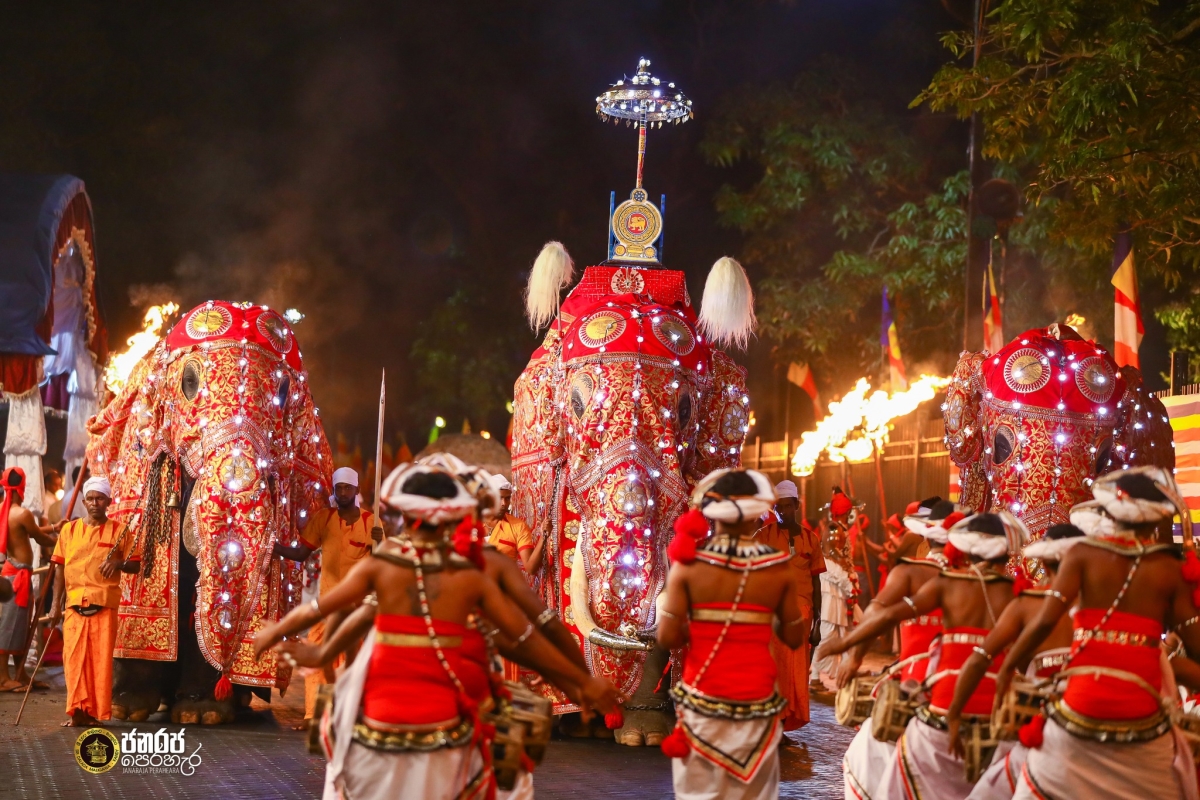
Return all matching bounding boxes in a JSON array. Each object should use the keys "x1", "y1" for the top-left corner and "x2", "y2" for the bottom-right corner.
[
  {"x1": 1111, "y1": 231, "x2": 1144, "y2": 368},
  {"x1": 787, "y1": 361, "x2": 822, "y2": 418},
  {"x1": 881, "y1": 287, "x2": 908, "y2": 391},
  {"x1": 1162, "y1": 393, "x2": 1200, "y2": 526},
  {"x1": 983, "y1": 258, "x2": 1004, "y2": 353}
]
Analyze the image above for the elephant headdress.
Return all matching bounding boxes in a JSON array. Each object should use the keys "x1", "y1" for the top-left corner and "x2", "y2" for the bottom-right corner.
[
  {"x1": 943, "y1": 323, "x2": 1173, "y2": 538},
  {"x1": 87, "y1": 301, "x2": 332, "y2": 690}
]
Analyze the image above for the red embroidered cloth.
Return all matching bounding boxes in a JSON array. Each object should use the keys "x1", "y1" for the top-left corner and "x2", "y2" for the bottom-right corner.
[
  {"x1": 930, "y1": 626, "x2": 1003, "y2": 715},
  {"x1": 363, "y1": 615, "x2": 468, "y2": 726},
  {"x1": 898, "y1": 610, "x2": 942, "y2": 683},
  {"x1": 1062, "y1": 608, "x2": 1162, "y2": 720},
  {"x1": 684, "y1": 603, "x2": 777, "y2": 701}
]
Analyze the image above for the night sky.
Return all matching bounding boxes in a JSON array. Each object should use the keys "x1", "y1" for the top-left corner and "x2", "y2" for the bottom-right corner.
[{"x1": 0, "y1": 1, "x2": 962, "y2": 447}]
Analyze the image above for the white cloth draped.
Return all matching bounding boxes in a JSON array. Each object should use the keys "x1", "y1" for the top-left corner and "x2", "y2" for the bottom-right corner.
[
  {"x1": 1013, "y1": 716, "x2": 1198, "y2": 800},
  {"x1": 321, "y1": 629, "x2": 483, "y2": 800},
  {"x1": 3, "y1": 387, "x2": 46, "y2": 516},
  {"x1": 878, "y1": 716, "x2": 992, "y2": 800},
  {"x1": 844, "y1": 724, "x2": 896, "y2": 799}
]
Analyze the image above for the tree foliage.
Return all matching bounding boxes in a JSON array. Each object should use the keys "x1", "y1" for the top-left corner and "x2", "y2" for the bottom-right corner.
[
  {"x1": 701, "y1": 63, "x2": 979, "y2": 385},
  {"x1": 918, "y1": 0, "x2": 1200, "y2": 280}
]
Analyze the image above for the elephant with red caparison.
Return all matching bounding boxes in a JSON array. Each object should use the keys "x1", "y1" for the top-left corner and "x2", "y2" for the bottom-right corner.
[
  {"x1": 512, "y1": 247, "x2": 754, "y2": 745},
  {"x1": 943, "y1": 323, "x2": 1173, "y2": 539},
  {"x1": 87, "y1": 301, "x2": 332, "y2": 724}
]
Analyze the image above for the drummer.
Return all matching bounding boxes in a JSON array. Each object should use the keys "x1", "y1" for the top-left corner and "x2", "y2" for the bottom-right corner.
[
  {"x1": 817, "y1": 512, "x2": 1021, "y2": 800},
  {"x1": 944, "y1": 521, "x2": 1085, "y2": 799},
  {"x1": 837, "y1": 498, "x2": 963, "y2": 798}
]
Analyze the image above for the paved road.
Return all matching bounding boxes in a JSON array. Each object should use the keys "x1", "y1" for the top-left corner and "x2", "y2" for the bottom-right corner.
[{"x1": 0, "y1": 668, "x2": 853, "y2": 799}]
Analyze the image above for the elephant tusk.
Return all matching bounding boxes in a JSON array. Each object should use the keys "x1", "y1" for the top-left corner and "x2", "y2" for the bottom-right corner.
[{"x1": 570, "y1": 544, "x2": 653, "y2": 652}]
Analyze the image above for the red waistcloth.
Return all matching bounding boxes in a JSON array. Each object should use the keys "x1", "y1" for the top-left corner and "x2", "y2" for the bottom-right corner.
[
  {"x1": 1062, "y1": 608, "x2": 1163, "y2": 720},
  {"x1": 930, "y1": 626, "x2": 1003, "y2": 715},
  {"x1": 898, "y1": 610, "x2": 943, "y2": 683},
  {"x1": 0, "y1": 562, "x2": 31, "y2": 608},
  {"x1": 683, "y1": 603, "x2": 777, "y2": 701},
  {"x1": 363, "y1": 614, "x2": 468, "y2": 726},
  {"x1": 459, "y1": 627, "x2": 492, "y2": 705}
]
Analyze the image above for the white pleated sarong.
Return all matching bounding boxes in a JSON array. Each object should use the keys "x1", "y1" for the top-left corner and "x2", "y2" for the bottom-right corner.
[
  {"x1": 878, "y1": 715, "x2": 987, "y2": 800},
  {"x1": 673, "y1": 706, "x2": 782, "y2": 800},
  {"x1": 1013, "y1": 716, "x2": 1198, "y2": 800},
  {"x1": 843, "y1": 724, "x2": 896, "y2": 799},
  {"x1": 967, "y1": 741, "x2": 1023, "y2": 799}
]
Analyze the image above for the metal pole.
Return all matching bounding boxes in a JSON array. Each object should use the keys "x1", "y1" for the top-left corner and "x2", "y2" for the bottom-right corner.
[{"x1": 635, "y1": 121, "x2": 647, "y2": 189}]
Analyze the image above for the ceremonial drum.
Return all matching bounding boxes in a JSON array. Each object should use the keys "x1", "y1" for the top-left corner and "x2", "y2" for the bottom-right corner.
[
  {"x1": 308, "y1": 684, "x2": 334, "y2": 755},
  {"x1": 506, "y1": 681, "x2": 553, "y2": 764},
  {"x1": 870, "y1": 678, "x2": 915, "y2": 743},
  {"x1": 835, "y1": 675, "x2": 881, "y2": 727},
  {"x1": 962, "y1": 718, "x2": 1000, "y2": 783},
  {"x1": 992, "y1": 676, "x2": 1052, "y2": 741},
  {"x1": 486, "y1": 711, "x2": 528, "y2": 791}
]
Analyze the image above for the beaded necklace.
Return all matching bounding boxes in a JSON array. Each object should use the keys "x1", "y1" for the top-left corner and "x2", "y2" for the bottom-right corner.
[{"x1": 688, "y1": 561, "x2": 752, "y2": 689}]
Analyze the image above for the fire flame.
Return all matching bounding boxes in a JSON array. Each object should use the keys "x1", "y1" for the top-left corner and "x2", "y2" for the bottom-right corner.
[
  {"x1": 103, "y1": 303, "x2": 179, "y2": 391},
  {"x1": 790, "y1": 374, "x2": 951, "y2": 477}
]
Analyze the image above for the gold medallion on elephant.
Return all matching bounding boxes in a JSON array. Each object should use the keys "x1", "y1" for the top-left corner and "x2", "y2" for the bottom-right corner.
[
  {"x1": 186, "y1": 305, "x2": 233, "y2": 339},
  {"x1": 653, "y1": 316, "x2": 695, "y2": 355},
  {"x1": 256, "y1": 311, "x2": 294, "y2": 354},
  {"x1": 219, "y1": 450, "x2": 258, "y2": 495},
  {"x1": 1003, "y1": 349, "x2": 1050, "y2": 393},
  {"x1": 1074, "y1": 356, "x2": 1116, "y2": 404},
  {"x1": 610, "y1": 268, "x2": 645, "y2": 295},
  {"x1": 579, "y1": 311, "x2": 626, "y2": 349}
]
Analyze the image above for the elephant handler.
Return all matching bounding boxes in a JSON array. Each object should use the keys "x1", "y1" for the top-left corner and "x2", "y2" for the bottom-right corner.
[
  {"x1": 0, "y1": 466, "x2": 64, "y2": 692},
  {"x1": 486, "y1": 475, "x2": 544, "y2": 577},
  {"x1": 658, "y1": 468, "x2": 809, "y2": 800},
  {"x1": 274, "y1": 466, "x2": 383, "y2": 728},
  {"x1": 49, "y1": 476, "x2": 140, "y2": 727},
  {"x1": 753, "y1": 479, "x2": 824, "y2": 734}
]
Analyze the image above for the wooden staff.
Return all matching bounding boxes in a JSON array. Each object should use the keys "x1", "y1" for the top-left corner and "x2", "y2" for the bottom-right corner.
[{"x1": 372, "y1": 370, "x2": 386, "y2": 548}]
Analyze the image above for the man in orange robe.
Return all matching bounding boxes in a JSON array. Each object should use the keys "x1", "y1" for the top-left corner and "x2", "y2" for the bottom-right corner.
[
  {"x1": 485, "y1": 475, "x2": 542, "y2": 575},
  {"x1": 754, "y1": 479, "x2": 824, "y2": 732},
  {"x1": 50, "y1": 476, "x2": 140, "y2": 726},
  {"x1": 274, "y1": 466, "x2": 381, "y2": 724}
]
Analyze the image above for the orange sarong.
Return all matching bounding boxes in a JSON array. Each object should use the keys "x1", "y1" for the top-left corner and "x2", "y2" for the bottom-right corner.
[
  {"x1": 769, "y1": 614, "x2": 812, "y2": 731},
  {"x1": 304, "y1": 619, "x2": 346, "y2": 719},
  {"x1": 63, "y1": 606, "x2": 117, "y2": 720}
]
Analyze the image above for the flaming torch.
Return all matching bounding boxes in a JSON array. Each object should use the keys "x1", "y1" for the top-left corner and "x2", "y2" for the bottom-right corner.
[
  {"x1": 791, "y1": 374, "x2": 951, "y2": 477},
  {"x1": 102, "y1": 302, "x2": 179, "y2": 392}
]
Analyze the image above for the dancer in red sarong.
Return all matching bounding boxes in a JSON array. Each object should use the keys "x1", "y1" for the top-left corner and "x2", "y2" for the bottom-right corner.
[
  {"x1": 837, "y1": 497, "x2": 962, "y2": 798},
  {"x1": 254, "y1": 463, "x2": 616, "y2": 800},
  {"x1": 945, "y1": 521, "x2": 1085, "y2": 799},
  {"x1": 818, "y1": 512, "x2": 1025, "y2": 799},
  {"x1": 657, "y1": 468, "x2": 809, "y2": 800},
  {"x1": 994, "y1": 467, "x2": 1200, "y2": 800}
]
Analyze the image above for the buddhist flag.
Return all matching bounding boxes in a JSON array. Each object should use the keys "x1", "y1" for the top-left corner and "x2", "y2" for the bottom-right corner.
[
  {"x1": 881, "y1": 287, "x2": 907, "y2": 391},
  {"x1": 983, "y1": 258, "x2": 1004, "y2": 353},
  {"x1": 1111, "y1": 231, "x2": 1144, "y2": 368},
  {"x1": 787, "y1": 361, "x2": 822, "y2": 418}
]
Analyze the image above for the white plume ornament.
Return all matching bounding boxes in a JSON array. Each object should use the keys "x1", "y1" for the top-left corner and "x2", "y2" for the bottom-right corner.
[
  {"x1": 524, "y1": 241, "x2": 575, "y2": 331},
  {"x1": 699, "y1": 256, "x2": 756, "y2": 350}
]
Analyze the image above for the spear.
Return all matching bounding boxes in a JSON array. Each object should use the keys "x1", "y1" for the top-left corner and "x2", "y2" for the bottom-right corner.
[{"x1": 372, "y1": 370, "x2": 386, "y2": 548}]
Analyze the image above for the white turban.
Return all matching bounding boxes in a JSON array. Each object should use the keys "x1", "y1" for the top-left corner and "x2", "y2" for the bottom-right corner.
[
  {"x1": 383, "y1": 464, "x2": 478, "y2": 525},
  {"x1": 1024, "y1": 527, "x2": 1084, "y2": 561},
  {"x1": 904, "y1": 501, "x2": 967, "y2": 544},
  {"x1": 1069, "y1": 500, "x2": 1118, "y2": 539},
  {"x1": 332, "y1": 467, "x2": 359, "y2": 487},
  {"x1": 692, "y1": 468, "x2": 775, "y2": 524},
  {"x1": 488, "y1": 473, "x2": 513, "y2": 493},
  {"x1": 774, "y1": 480, "x2": 799, "y2": 500},
  {"x1": 83, "y1": 476, "x2": 111, "y2": 498},
  {"x1": 1092, "y1": 467, "x2": 1181, "y2": 525},
  {"x1": 947, "y1": 512, "x2": 1025, "y2": 561}
]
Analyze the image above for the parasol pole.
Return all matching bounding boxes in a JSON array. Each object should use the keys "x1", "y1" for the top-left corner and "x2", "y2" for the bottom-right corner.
[
  {"x1": 635, "y1": 120, "x2": 647, "y2": 189},
  {"x1": 372, "y1": 370, "x2": 386, "y2": 548}
]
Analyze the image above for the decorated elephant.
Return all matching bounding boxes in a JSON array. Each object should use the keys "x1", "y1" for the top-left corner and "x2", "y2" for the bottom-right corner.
[
  {"x1": 87, "y1": 300, "x2": 332, "y2": 724},
  {"x1": 942, "y1": 323, "x2": 1174, "y2": 538},
  {"x1": 511, "y1": 245, "x2": 754, "y2": 745}
]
